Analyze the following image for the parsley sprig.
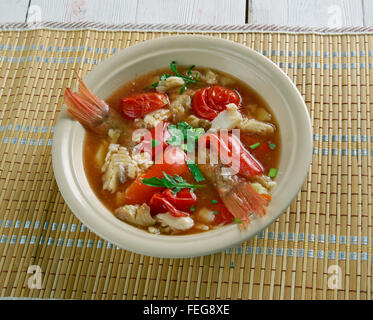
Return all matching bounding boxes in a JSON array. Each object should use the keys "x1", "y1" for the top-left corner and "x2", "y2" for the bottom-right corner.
[
  {"x1": 142, "y1": 172, "x2": 205, "y2": 194},
  {"x1": 151, "y1": 61, "x2": 200, "y2": 94},
  {"x1": 167, "y1": 121, "x2": 205, "y2": 153},
  {"x1": 166, "y1": 121, "x2": 206, "y2": 182}
]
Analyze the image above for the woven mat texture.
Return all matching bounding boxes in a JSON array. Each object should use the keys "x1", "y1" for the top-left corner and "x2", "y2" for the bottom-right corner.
[{"x1": 0, "y1": 29, "x2": 372, "y2": 300}]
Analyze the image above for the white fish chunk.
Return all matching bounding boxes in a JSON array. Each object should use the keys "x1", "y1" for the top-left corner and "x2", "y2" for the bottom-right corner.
[
  {"x1": 108, "y1": 128, "x2": 121, "y2": 143},
  {"x1": 148, "y1": 226, "x2": 161, "y2": 234},
  {"x1": 256, "y1": 107, "x2": 272, "y2": 122},
  {"x1": 143, "y1": 108, "x2": 171, "y2": 128},
  {"x1": 101, "y1": 144, "x2": 153, "y2": 193},
  {"x1": 194, "y1": 223, "x2": 209, "y2": 231},
  {"x1": 239, "y1": 118, "x2": 275, "y2": 135},
  {"x1": 115, "y1": 203, "x2": 156, "y2": 227},
  {"x1": 200, "y1": 69, "x2": 218, "y2": 84},
  {"x1": 251, "y1": 182, "x2": 270, "y2": 195},
  {"x1": 197, "y1": 207, "x2": 216, "y2": 225},
  {"x1": 211, "y1": 103, "x2": 243, "y2": 130},
  {"x1": 95, "y1": 141, "x2": 108, "y2": 167},
  {"x1": 185, "y1": 114, "x2": 211, "y2": 130},
  {"x1": 169, "y1": 94, "x2": 191, "y2": 122},
  {"x1": 156, "y1": 212, "x2": 194, "y2": 231},
  {"x1": 156, "y1": 76, "x2": 185, "y2": 93},
  {"x1": 253, "y1": 174, "x2": 277, "y2": 190}
]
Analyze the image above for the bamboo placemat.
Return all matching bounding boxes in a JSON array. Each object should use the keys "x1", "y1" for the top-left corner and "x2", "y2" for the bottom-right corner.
[{"x1": 0, "y1": 27, "x2": 372, "y2": 300}]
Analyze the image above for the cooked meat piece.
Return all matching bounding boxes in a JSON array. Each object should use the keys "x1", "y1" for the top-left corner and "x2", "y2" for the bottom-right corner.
[
  {"x1": 115, "y1": 203, "x2": 156, "y2": 227},
  {"x1": 156, "y1": 212, "x2": 194, "y2": 231}
]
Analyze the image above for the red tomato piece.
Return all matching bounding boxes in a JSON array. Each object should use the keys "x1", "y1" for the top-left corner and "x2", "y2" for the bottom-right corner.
[
  {"x1": 211, "y1": 203, "x2": 234, "y2": 225},
  {"x1": 148, "y1": 193, "x2": 189, "y2": 217},
  {"x1": 240, "y1": 135, "x2": 273, "y2": 160},
  {"x1": 124, "y1": 147, "x2": 188, "y2": 205},
  {"x1": 192, "y1": 86, "x2": 241, "y2": 120},
  {"x1": 161, "y1": 189, "x2": 197, "y2": 212},
  {"x1": 120, "y1": 92, "x2": 169, "y2": 119}
]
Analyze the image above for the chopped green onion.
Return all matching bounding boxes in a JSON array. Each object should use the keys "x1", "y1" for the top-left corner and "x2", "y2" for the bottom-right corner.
[
  {"x1": 151, "y1": 139, "x2": 160, "y2": 147},
  {"x1": 268, "y1": 168, "x2": 278, "y2": 178},
  {"x1": 269, "y1": 143, "x2": 276, "y2": 150},
  {"x1": 186, "y1": 159, "x2": 205, "y2": 182},
  {"x1": 233, "y1": 217, "x2": 242, "y2": 224},
  {"x1": 250, "y1": 142, "x2": 260, "y2": 150},
  {"x1": 211, "y1": 199, "x2": 218, "y2": 204},
  {"x1": 190, "y1": 205, "x2": 195, "y2": 212},
  {"x1": 212, "y1": 211, "x2": 219, "y2": 215}
]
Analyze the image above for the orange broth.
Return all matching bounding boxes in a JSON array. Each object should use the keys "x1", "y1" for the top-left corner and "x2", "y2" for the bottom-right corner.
[{"x1": 83, "y1": 66, "x2": 280, "y2": 235}]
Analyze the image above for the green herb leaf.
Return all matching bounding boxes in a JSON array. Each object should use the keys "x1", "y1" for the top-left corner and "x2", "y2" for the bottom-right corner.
[
  {"x1": 187, "y1": 64, "x2": 195, "y2": 76},
  {"x1": 186, "y1": 159, "x2": 205, "y2": 182},
  {"x1": 268, "y1": 168, "x2": 278, "y2": 178},
  {"x1": 141, "y1": 172, "x2": 205, "y2": 193},
  {"x1": 211, "y1": 199, "x2": 218, "y2": 204},
  {"x1": 140, "y1": 177, "x2": 166, "y2": 188},
  {"x1": 160, "y1": 74, "x2": 169, "y2": 81},
  {"x1": 190, "y1": 205, "x2": 195, "y2": 212},
  {"x1": 177, "y1": 121, "x2": 192, "y2": 134},
  {"x1": 151, "y1": 139, "x2": 161, "y2": 147},
  {"x1": 171, "y1": 187, "x2": 181, "y2": 194},
  {"x1": 193, "y1": 127, "x2": 205, "y2": 140},
  {"x1": 179, "y1": 84, "x2": 187, "y2": 94},
  {"x1": 170, "y1": 61, "x2": 180, "y2": 76},
  {"x1": 173, "y1": 175, "x2": 185, "y2": 183},
  {"x1": 167, "y1": 125, "x2": 184, "y2": 146},
  {"x1": 233, "y1": 217, "x2": 242, "y2": 224},
  {"x1": 269, "y1": 143, "x2": 276, "y2": 150},
  {"x1": 250, "y1": 142, "x2": 260, "y2": 150},
  {"x1": 155, "y1": 61, "x2": 201, "y2": 94},
  {"x1": 212, "y1": 211, "x2": 219, "y2": 215},
  {"x1": 167, "y1": 122, "x2": 204, "y2": 152}
]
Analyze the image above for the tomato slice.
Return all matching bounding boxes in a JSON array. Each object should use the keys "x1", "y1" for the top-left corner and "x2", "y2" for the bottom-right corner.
[
  {"x1": 161, "y1": 189, "x2": 197, "y2": 212},
  {"x1": 120, "y1": 92, "x2": 169, "y2": 119},
  {"x1": 211, "y1": 203, "x2": 234, "y2": 225},
  {"x1": 192, "y1": 86, "x2": 241, "y2": 120},
  {"x1": 148, "y1": 193, "x2": 189, "y2": 217},
  {"x1": 140, "y1": 121, "x2": 171, "y2": 160},
  {"x1": 124, "y1": 147, "x2": 188, "y2": 205}
]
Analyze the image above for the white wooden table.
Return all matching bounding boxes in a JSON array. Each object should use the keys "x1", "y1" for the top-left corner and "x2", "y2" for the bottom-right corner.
[{"x1": 0, "y1": 0, "x2": 371, "y2": 27}]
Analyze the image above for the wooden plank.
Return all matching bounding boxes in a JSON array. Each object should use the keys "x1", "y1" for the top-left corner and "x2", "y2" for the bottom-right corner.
[
  {"x1": 0, "y1": 0, "x2": 30, "y2": 23},
  {"x1": 28, "y1": 0, "x2": 246, "y2": 25},
  {"x1": 248, "y1": 0, "x2": 364, "y2": 27},
  {"x1": 135, "y1": 0, "x2": 246, "y2": 25},
  {"x1": 29, "y1": 0, "x2": 138, "y2": 23},
  {"x1": 363, "y1": 0, "x2": 373, "y2": 26}
]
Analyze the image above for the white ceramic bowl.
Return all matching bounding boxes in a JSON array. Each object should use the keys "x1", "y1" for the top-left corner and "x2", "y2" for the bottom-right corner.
[{"x1": 52, "y1": 35, "x2": 312, "y2": 258}]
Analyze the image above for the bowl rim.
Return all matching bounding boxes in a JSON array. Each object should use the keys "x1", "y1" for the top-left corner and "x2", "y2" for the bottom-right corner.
[{"x1": 52, "y1": 35, "x2": 313, "y2": 258}]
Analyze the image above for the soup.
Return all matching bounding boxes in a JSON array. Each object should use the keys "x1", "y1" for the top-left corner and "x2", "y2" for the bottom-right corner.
[{"x1": 65, "y1": 62, "x2": 280, "y2": 235}]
